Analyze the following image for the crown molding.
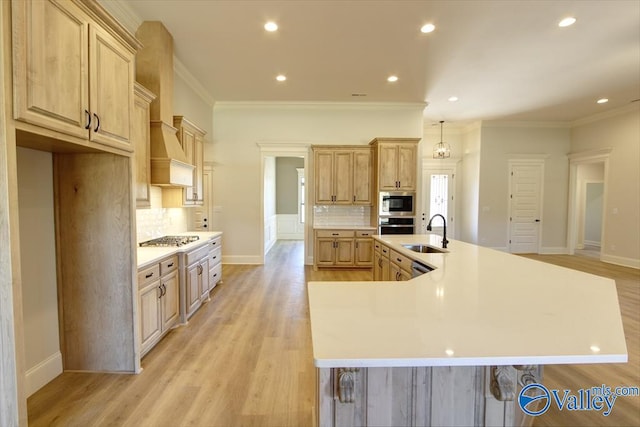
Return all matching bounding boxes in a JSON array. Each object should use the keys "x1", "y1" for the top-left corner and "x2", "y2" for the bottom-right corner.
[
  {"x1": 174, "y1": 59, "x2": 215, "y2": 107},
  {"x1": 96, "y1": 0, "x2": 141, "y2": 33},
  {"x1": 482, "y1": 120, "x2": 572, "y2": 129},
  {"x1": 215, "y1": 101, "x2": 427, "y2": 111},
  {"x1": 571, "y1": 103, "x2": 640, "y2": 127}
]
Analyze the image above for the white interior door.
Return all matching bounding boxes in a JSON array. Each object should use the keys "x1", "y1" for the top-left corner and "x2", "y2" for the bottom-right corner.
[
  {"x1": 509, "y1": 162, "x2": 543, "y2": 253},
  {"x1": 421, "y1": 166, "x2": 455, "y2": 238}
]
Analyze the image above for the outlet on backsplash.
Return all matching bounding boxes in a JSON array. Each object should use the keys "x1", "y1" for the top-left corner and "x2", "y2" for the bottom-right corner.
[{"x1": 314, "y1": 205, "x2": 371, "y2": 227}]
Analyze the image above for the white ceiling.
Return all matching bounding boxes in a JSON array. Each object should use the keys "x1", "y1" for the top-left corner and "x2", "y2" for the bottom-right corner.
[{"x1": 124, "y1": 0, "x2": 640, "y2": 124}]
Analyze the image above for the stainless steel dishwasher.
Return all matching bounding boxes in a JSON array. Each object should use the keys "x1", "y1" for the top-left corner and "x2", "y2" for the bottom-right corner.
[{"x1": 411, "y1": 260, "x2": 434, "y2": 277}]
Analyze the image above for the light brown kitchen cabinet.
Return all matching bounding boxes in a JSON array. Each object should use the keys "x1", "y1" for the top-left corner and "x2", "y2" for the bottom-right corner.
[
  {"x1": 390, "y1": 249, "x2": 412, "y2": 281},
  {"x1": 12, "y1": 0, "x2": 138, "y2": 152},
  {"x1": 208, "y1": 236, "x2": 223, "y2": 291},
  {"x1": 185, "y1": 244, "x2": 210, "y2": 319},
  {"x1": 174, "y1": 116, "x2": 206, "y2": 206},
  {"x1": 354, "y1": 230, "x2": 374, "y2": 266},
  {"x1": 370, "y1": 138, "x2": 419, "y2": 191},
  {"x1": 133, "y1": 83, "x2": 156, "y2": 208},
  {"x1": 313, "y1": 147, "x2": 372, "y2": 205},
  {"x1": 373, "y1": 241, "x2": 391, "y2": 280},
  {"x1": 138, "y1": 255, "x2": 179, "y2": 357}
]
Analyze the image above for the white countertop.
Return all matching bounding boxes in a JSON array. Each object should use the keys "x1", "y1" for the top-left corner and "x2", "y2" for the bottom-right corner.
[
  {"x1": 137, "y1": 231, "x2": 223, "y2": 269},
  {"x1": 308, "y1": 234, "x2": 628, "y2": 368}
]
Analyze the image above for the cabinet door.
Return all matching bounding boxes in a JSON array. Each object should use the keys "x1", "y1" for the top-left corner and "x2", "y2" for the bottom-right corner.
[
  {"x1": 335, "y1": 238, "x2": 355, "y2": 266},
  {"x1": 192, "y1": 134, "x2": 205, "y2": 204},
  {"x1": 315, "y1": 151, "x2": 335, "y2": 204},
  {"x1": 381, "y1": 254, "x2": 391, "y2": 281},
  {"x1": 397, "y1": 144, "x2": 417, "y2": 191},
  {"x1": 353, "y1": 150, "x2": 372, "y2": 205},
  {"x1": 88, "y1": 24, "x2": 134, "y2": 150},
  {"x1": 161, "y1": 270, "x2": 179, "y2": 331},
  {"x1": 139, "y1": 281, "x2": 162, "y2": 353},
  {"x1": 399, "y1": 268, "x2": 412, "y2": 282},
  {"x1": 13, "y1": 0, "x2": 89, "y2": 139},
  {"x1": 390, "y1": 262, "x2": 403, "y2": 282},
  {"x1": 316, "y1": 238, "x2": 336, "y2": 266},
  {"x1": 133, "y1": 86, "x2": 152, "y2": 208},
  {"x1": 200, "y1": 260, "x2": 210, "y2": 300},
  {"x1": 333, "y1": 151, "x2": 353, "y2": 204},
  {"x1": 378, "y1": 145, "x2": 399, "y2": 190},
  {"x1": 355, "y1": 238, "x2": 373, "y2": 266},
  {"x1": 180, "y1": 127, "x2": 197, "y2": 203},
  {"x1": 186, "y1": 264, "x2": 201, "y2": 316},
  {"x1": 373, "y1": 250, "x2": 382, "y2": 280}
]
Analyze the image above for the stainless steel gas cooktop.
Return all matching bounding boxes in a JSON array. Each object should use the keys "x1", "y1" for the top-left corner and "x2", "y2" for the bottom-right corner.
[{"x1": 139, "y1": 235, "x2": 200, "y2": 247}]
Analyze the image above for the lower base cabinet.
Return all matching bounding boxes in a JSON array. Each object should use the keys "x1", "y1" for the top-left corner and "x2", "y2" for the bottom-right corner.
[
  {"x1": 138, "y1": 255, "x2": 179, "y2": 357},
  {"x1": 185, "y1": 244, "x2": 210, "y2": 319},
  {"x1": 314, "y1": 229, "x2": 374, "y2": 269},
  {"x1": 317, "y1": 365, "x2": 543, "y2": 427}
]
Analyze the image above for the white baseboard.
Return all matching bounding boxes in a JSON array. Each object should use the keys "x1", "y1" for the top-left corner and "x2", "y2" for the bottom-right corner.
[
  {"x1": 600, "y1": 254, "x2": 640, "y2": 269},
  {"x1": 278, "y1": 233, "x2": 304, "y2": 240},
  {"x1": 222, "y1": 255, "x2": 264, "y2": 265},
  {"x1": 26, "y1": 351, "x2": 63, "y2": 397},
  {"x1": 583, "y1": 240, "x2": 601, "y2": 247},
  {"x1": 540, "y1": 247, "x2": 569, "y2": 255}
]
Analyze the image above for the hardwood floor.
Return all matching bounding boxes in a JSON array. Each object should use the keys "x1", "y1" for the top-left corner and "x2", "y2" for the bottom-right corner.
[{"x1": 27, "y1": 243, "x2": 639, "y2": 426}]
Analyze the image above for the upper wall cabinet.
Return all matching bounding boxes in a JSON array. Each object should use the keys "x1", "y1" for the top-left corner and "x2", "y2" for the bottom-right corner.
[
  {"x1": 12, "y1": 0, "x2": 140, "y2": 152},
  {"x1": 370, "y1": 138, "x2": 420, "y2": 191},
  {"x1": 313, "y1": 146, "x2": 372, "y2": 206},
  {"x1": 133, "y1": 83, "x2": 156, "y2": 208}
]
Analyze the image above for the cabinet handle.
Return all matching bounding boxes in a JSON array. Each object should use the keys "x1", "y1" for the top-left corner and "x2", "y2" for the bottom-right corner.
[
  {"x1": 93, "y1": 113, "x2": 100, "y2": 132},
  {"x1": 84, "y1": 110, "x2": 91, "y2": 129},
  {"x1": 353, "y1": 195, "x2": 356, "y2": 202},
  {"x1": 162, "y1": 284, "x2": 166, "y2": 296},
  {"x1": 204, "y1": 224, "x2": 208, "y2": 228},
  {"x1": 332, "y1": 233, "x2": 339, "y2": 236},
  {"x1": 396, "y1": 257, "x2": 402, "y2": 263},
  {"x1": 158, "y1": 286, "x2": 162, "y2": 299},
  {"x1": 396, "y1": 271, "x2": 401, "y2": 281},
  {"x1": 167, "y1": 263, "x2": 174, "y2": 268},
  {"x1": 378, "y1": 258, "x2": 382, "y2": 267},
  {"x1": 212, "y1": 256, "x2": 217, "y2": 260},
  {"x1": 145, "y1": 272, "x2": 154, "y2": 278}
]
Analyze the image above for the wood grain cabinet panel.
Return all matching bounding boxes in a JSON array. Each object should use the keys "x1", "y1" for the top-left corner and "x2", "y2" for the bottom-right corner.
[
  {"x1": 12, "y1": 0, "x2": 138, "y2": 151},
  {"x1": 370, "y1": 139, "x2": 419, "y2": 191},
  {"x1": 313, "y1": 147, "x2": 372, "y2": 206},
  {"x1": 132, "y1": 83, "x2": 155, "y2": 208},
  {"x1": 172, "y1": 116, "x2": 206, "y2": 206}
]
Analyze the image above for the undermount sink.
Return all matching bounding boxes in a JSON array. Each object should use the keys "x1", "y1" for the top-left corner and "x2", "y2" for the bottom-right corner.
[{"x1": 402, "y1": 244, "x2": 447, "y2": 254}]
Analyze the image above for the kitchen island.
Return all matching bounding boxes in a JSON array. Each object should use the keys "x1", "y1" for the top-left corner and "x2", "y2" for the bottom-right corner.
[{"x1": 308, "y1": 235, "x2": 627, "y2": 426}]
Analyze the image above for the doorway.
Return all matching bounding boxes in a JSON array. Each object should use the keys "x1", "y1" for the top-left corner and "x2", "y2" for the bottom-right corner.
[
  {"x1": 258, "y1": 143, "x2": 310, "y2": 265},
  {"x1": 568, "y1": 150, "x2": 610, "y2": 258},
  {"x1": 421, "y1": 160, "x2": 458, "y2": 238}
]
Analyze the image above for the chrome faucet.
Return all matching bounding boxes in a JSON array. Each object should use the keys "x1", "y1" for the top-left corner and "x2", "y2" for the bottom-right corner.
[{"x1": 426, "y1": 214, "x2": 448, "y2": 249}]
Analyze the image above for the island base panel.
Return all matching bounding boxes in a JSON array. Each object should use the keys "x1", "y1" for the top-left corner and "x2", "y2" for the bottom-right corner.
[{"x1": 317, "y1": 365, "x2": 543, "y2": 427}]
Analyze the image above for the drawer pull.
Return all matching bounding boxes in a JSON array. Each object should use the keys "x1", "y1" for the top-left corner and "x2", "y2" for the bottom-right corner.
[
  {"x1": 167, "y1": 263, "x2": 174, "y2": 268},
  {"x1": 332, "y1": 233, "x2": 339, "y2": 236},
  {"x1": 212, "y1": 256, "x2": 217, "y2": 260},
  {"x1": 145, "y1": 272, "x2": 154, "y2": 278},
  {"x1": 397, "y1": 258, "x2": 402, "y2": 263}
]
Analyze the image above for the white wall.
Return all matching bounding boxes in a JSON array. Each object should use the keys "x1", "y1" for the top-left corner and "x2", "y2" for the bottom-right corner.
[
  {"x1": 460, "y1": 123, "x2": 482, "y2": 244},
  {"x1": 571, "y1": 106, "x2": 640, "y2": 266},
  {"x1": 210, "y1": 102, "x2": 424, "y2": 263},
  {"x1": 478, "y1": 123, "x2": 570, "y2": 251},
  {"x1": 16, "y1": 147, "x2": 62, "y2": 396}
]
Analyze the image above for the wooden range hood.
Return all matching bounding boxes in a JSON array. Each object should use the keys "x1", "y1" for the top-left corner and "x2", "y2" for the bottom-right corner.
[{"x1": 135, "y1": 21, "x2": 193, "y2": 187}]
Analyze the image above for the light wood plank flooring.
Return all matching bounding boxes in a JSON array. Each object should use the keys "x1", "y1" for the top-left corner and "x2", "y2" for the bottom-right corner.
[{"x1": 28, "y1": 242, "x2": 639, "y2": 426}]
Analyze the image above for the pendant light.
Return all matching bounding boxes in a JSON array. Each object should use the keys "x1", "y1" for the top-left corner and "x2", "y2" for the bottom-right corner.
[{"x1": 433, "y1": 120, "x2": 451, "y2": 159}]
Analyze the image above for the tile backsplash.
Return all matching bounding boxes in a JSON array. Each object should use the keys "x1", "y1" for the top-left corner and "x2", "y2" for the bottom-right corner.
[
  {"x1": 136, "y1": 187, "x2": 188, "y2": 243},
  {"x1": 313, "y1": 205, "x2": 372, "y2": 227}
]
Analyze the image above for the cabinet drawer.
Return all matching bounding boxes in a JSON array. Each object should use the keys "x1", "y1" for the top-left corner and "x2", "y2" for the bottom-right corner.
[
  {"x1": 160, "y1": 255, "x2": 178, "y2": 275},
  {"x1": 138, "y1": 264, "x2": 160, "y2": 287},
  {"x1": 186, "y1": 244, "x2": 210, "y2": 266},
  {"x1": 390, "y1": 250, "x2": 412, "y2": 272},
  {"x1": 209, "y1": 262, "x2": 222, "y2": 287},
  {"x1": 208, "y1": 236, "x2": 222, "y2": 251},
  {"x1": 380, "y1": 244, "x2": 390, "y2": 257},
  {"x1": 209, "y1": 246, "x2": 222, "y2": 267},
  {"x1": 316, "y1": 230, "x2": 355, "y2": 238},
  {"x1": 355, "y1": 230, "x2": 374, "y2": 237}
]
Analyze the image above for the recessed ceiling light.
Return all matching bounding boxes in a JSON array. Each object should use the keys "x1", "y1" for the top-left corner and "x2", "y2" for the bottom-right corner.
[
  {"x1": 387, "y1": 75, "x2": 398, "y2": 83},
  {"x1": 276, "y1": 74, "x2": 286, "y2": 82},
  {"x1": 420, "y1": 23, "x2": 436, "y2": 33},
  {"x1": 448, "y1": 96, "x2": 459, "y2": 102},
  {"x1": 558, "y1": 17, "x2": 576, "y2": 27},
  {"x1": 597, "y1": 98, "x2": 609, "y2": 104},
  {"x1": 264, "y1": 21, "x2": 278, "y2": 32}
]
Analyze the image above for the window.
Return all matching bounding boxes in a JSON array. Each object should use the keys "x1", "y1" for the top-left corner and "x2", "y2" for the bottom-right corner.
[{"x1": 429, "y1": 174, "x2": 448, "y2": 227}]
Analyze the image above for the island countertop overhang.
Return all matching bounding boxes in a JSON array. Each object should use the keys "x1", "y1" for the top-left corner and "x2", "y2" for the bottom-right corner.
[{"x1": 308, "y1": 235, "x2": 628, "y2": 368}]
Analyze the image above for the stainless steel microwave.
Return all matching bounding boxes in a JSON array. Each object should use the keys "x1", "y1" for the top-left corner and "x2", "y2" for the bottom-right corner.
[{"x1": 379, "y1": 192, "x2": 415, "y2": 216}]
